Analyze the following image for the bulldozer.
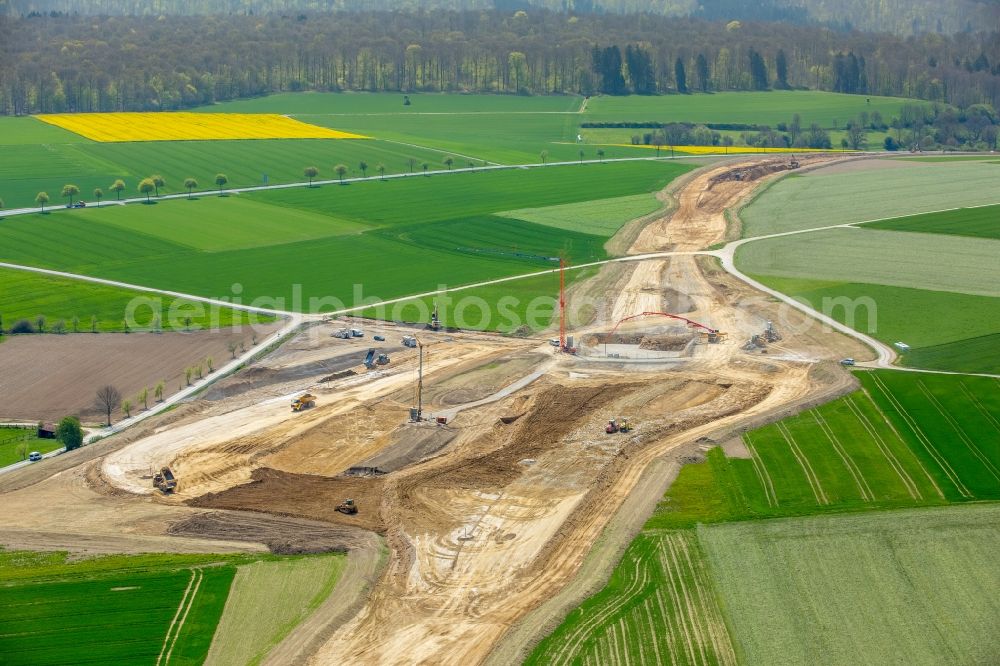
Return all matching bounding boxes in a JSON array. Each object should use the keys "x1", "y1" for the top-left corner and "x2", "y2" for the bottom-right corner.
[
  {"x1": 336, "y1": 498, "x2": 358, "y2": 515},
  {"x1": 153, "y1": 467, "x2": 177, "y2": 493},
  {"x1": 291, "y1": 393, "x2": 316, "y2": 412}
]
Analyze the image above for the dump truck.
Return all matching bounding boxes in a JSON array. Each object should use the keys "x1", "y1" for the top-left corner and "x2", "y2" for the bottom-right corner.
[
  {"x1": 337, "y1": 498, "x2": 358, "y2": 515},
  {"x1": 364, "y1": 348, "x2": 376, "y2": 368},
  {"x1": 153, "y1": 467, "x2": 177, "y2": 493},
  {"x1": 291, "y1": 393, "x2": 316, "y2": 411}
]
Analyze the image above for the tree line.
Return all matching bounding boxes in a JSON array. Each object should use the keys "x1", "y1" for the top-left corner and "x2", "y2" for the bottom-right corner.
[
  {"x1": 1, "y1": 11, "x2": 998, "y2": 115},
  {"x1": 3, "y1": 0, "x2": 996, "y2": 36}
]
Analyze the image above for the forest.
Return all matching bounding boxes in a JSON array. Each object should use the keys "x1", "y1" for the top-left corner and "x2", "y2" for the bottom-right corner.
[
  {"x1": 1, "y1": 10, "x2": 999, "y2": 115},
  {"x1": 2, "y1": 0, "x2": 997, "y2": 36}
]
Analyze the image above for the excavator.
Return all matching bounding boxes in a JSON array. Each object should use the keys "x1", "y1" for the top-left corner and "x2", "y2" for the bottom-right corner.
[
  {"x1": 337, "y1": 498, "x2": 358, "y2": 515},
  {"x1": 291, "y1": 393, "x2": 316, "y2": 412},
  {"x1": 605, "y1": 418, "x2": 632, "y2": 434}
]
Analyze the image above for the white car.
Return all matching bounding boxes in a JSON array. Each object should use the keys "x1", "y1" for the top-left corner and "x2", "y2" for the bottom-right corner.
[{"x1": 28, "y1": 451, "x2": 42, "y2": 462}]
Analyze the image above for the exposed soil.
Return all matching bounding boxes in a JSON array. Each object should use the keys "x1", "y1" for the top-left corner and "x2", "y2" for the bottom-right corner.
[
  {"x1": 167, "y1": 509, "x2": 375, "y2": 554},
  {"x1": 0, "y1": 325, "x2": 280, "y2": 424},
  {"x1": 190, "y1": 468, "x2": 388, "y2": 533}
]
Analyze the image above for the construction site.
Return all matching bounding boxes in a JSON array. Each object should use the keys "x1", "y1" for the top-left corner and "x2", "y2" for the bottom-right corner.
[{"x1": 0, "y1": 155, "x2": 873, "y2": 665}]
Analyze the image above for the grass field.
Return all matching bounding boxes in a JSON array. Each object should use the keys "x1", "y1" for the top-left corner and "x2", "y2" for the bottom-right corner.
[
  {"x1": 0, "y1": 427, "x2": 59, "y2": 467},
  {"x1": 0, "y1": 162, "x2": 688, "y2": 322},
  {"x1": 0, "y1": 549, "x2": 269, "y2": 666},
  {"x1": 865, "y1": 204, "x2": 1000, "y2": 239},
  {"x1": 197, "y1": 91, "x2": 583, "y2": 114},
  {"x1": 584, "y1": 91, "x2": 922, "y2": 128},
  {"x1": 526, "y1": 531, "x2": 737, "y2": 666},
  {"x1": 0, "y1": 268, "x2": 272, "y2": 333},
  {"x1": 0, "y1": 116, "x2": 87, "y2": 145},
  {"x1": 750, "y1": 276, "x2": 1000, "y2": 373},
  {"x1": 0, "y1": 136, "x2": 449, "y2": 209},
  {"x1": 497, "y1": 193, "x2": 661, "y2": 236},
  {"x1": 648, "y1": 371, "x2": 1000, "y2": 529},
  {"x1": 700, "y1": 504, "x2": 1000, "y2": 666},
  {"x1": 205, "y1": 554, "x2": 345, "y2": 666},
  {"x1": 736, "y1": 228, "x2": 1000, "y2": 297},
  {"x1": 741, "y1": 160, "x2": 1000, "y2": 237},
  {"x1": 307, "y1": 111, "x2": 645, "y2": 165}
]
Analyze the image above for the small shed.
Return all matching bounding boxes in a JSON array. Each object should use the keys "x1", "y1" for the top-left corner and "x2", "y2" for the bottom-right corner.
[{"x1": 37, "y1": 423, "x2": 57, "y2": 439}]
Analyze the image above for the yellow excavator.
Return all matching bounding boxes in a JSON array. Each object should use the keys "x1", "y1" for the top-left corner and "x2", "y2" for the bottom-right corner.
[
  {"x1": 337, "y1": 498, "x2": 358, "y2": 515},
  {"x1": 291, "y1": 393, "x2": 316, "y2": 412}
]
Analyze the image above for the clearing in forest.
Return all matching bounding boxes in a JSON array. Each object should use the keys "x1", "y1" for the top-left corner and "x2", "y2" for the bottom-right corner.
[{"x1": 36, "y1": 112, "x2": 367, "y2": 142}]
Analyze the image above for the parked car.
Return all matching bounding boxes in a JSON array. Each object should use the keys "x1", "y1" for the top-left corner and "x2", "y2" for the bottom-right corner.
[
  {"x1": 374, "y1": 335, "x2": 385, "y2": 341},
  {"x1": 840, "y1": 358, "x2": 856, "y2": 366},
  {"x1": 74, "y1": 201, "x2": 87, "y2": 208},
  {"x1": 28, "y1": 451, "x2": 42, "y2": 462}
]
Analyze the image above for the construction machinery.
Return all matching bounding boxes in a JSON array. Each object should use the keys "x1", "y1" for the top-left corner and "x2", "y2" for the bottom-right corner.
[
  {"x1": 605, "y1": 418, "x2": 632, "y2": 434},
  {"x1": 291, "y1": 393, "x2": 316, "y2": 412},
  {"x1": 336, "y1": 498, "x2": 358, "y2": 515},
  {"x1": 153, "y1": 467, "x2": 177, "y2": 493},
  {"x1": 332, "y1": 329, "x2": 351, "y2": 339},
  {"x1": 429, "y1": 305, "x2": 441, "y2": 331},
  {"x1": 763, "y1": 321, "x2": 781, "y2": 343},
  {"x1": 376, "y1": 353, "x2": 390, "y2": 366},
  {"x1": 402, "y1": 335, "x2": 418, "y2": 348}
]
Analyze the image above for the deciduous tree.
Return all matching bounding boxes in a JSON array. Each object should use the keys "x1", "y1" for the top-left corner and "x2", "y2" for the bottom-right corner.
[
  {"x1": 303, "y1": 166, "x2": 318, "y2": 186},
  {"x1": 138, "y1": 178, "x2": 155, "y2": 202},
  {"x1": 56, "y1": 416, "x2": 83, "y2": 450},
  {"x1": 184, "y1": 178, "x2": 198, "y2": 198},
  {"x1": 61, "y1": 184, "x2": 80, "y2": 207},
  {"x1": 93, "y1": 187, "x2": 103, "y2": 207},
  {"x1": 215, "y1": 173, "x2": 228, "y2": 192},
  {"x1": 36, "y1": 191, "x2": 49, "y2": 211},
  {"x1": 110, "y1": 179, "x2": 125, "y2": 201},
  {"x1": 95, "y1": 385, "x2": 122, "y2": 425},
  {"x1": 334, "y1": 164, "x2": 347, "y2": 183}
]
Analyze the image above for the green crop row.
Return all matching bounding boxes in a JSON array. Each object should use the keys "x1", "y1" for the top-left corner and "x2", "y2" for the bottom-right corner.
[{"x1": 647, "y1": 371, "x2": 1000, "y2": 530}]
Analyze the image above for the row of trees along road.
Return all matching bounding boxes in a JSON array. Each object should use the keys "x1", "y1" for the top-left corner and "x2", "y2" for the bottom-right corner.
[{"x1": 1, "y1": 12, "x2": 998, "y2": 114}]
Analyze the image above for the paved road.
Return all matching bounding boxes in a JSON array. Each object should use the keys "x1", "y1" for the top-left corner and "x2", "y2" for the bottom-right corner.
[{"x1": 0, "y1": 155, "x2": 706, "y2": 219}]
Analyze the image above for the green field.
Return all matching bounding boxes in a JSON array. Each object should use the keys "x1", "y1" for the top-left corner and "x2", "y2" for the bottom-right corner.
[
  {"x1": 197, "y1": 91, "x2": 583, "y2": 114},
  {"x1": 0, "y1": 268, "x2": 272, "y2": 333},
  {"x1": 526, "y1": 531, "x2": 738, "y2": 666},
  {"x1": 865, "y1": 204, "x2": 1000, "y2": 239},
  {"x1": 0, "y1": 550, "x2": 250, "y2": 666},
  {"x1": 0, "y1": 428, "x2": 59, "y2": 467},
  {"x1": 736, "y1": 228, "x2": 1000, "y2": 297},
  {"x1": 498, "y1": 193, "x2": 662, "y2": 236},
  {"x1": 205, "y1": 555, "x2": 346, "y2": 666},
  {"x1": 649, "y1": 371, "x2": 1000, "y2": 529},
  {"x1": 0, "y1": 162, "x2": 688, "y2": 321},
  {"x1": 584, "y1": 91, "x2": 922, "y2": 128},
  {"x1": 534, "y1": 371, "x2": 1000, "y2": 664},
  {"x1": 741, "y1": 160, "x2": 1000, "y2": 237},
  {"x1": 750, "y1": 276, "x2": 1000, "y2": 373},
  {"x1": 701, "y1": 504, "x2": 1000, "y2": 666},
  {"x1": 0, "y1": 135, "x2": 450, "y2": 210},
  {"x1": 0, "y1": 549, "x2": 347, "y2": 666}
]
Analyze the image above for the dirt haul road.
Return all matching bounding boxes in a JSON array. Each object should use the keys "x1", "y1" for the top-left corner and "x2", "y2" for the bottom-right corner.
[{"x1": 287, "y1": 156, "x2": 868, "y2": 665}]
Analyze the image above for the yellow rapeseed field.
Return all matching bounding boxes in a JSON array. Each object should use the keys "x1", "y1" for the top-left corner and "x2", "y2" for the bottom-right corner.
[{"x1": 36, "y1": 112, "x2": 367, "y2": 142}]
